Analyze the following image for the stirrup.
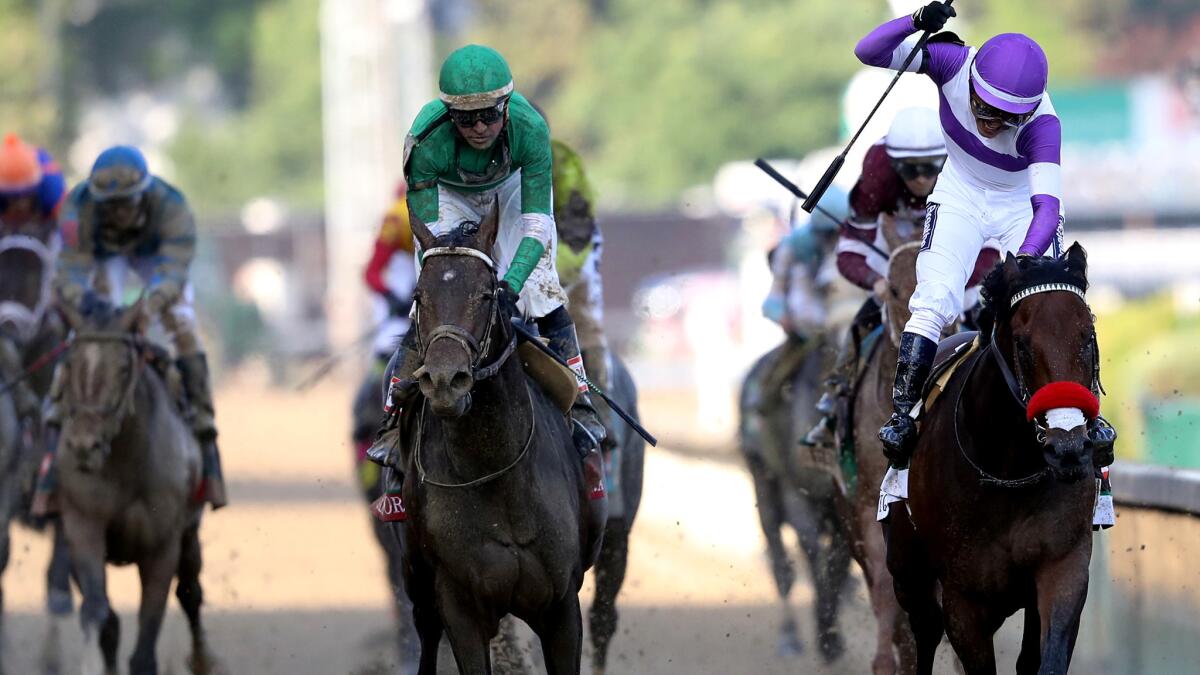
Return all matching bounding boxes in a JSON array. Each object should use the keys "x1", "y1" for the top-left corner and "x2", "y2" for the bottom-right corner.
[
  {"x1": 802, "y1": 416, "x2": 834, "y2": 447},
  {"x1": 570, "y1": 418, "x2": 601, "y2": 457}
]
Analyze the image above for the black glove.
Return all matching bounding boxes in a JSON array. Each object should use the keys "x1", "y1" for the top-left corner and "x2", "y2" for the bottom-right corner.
[
  {"x1": 382, "y1": 291, "x2": 412, "y2": 317},
  {"x1": 79, "y1": 289, "x2": 106, "y2": 316},
  {"x1": 497, "y1": 281, "x2": 521, "y2": 319},
  {"x1": 912, "y1": 1, "x2": 955, "y2": 33}
]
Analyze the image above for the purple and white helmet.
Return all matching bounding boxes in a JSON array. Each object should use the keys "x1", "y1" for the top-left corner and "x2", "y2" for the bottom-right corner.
[{"x1": 970, "y1": 33, "x2": 1048, "y2": 115}]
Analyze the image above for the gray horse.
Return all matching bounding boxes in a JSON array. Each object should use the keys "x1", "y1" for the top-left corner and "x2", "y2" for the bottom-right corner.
[
  {"x1": 56, "y1": 300, "x2": 215, "y2": 675},
  {"x1": 738, "y1": 333, "x2": 853, "y2": 662},
  {"x1": 0, "y1": 235, "x2": 74, "y2": 674}
]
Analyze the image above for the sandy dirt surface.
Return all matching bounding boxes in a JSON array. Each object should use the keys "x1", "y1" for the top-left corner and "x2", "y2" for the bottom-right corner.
[{"x1": 1, "y1": 372, "x2": 991, "y2": 674}]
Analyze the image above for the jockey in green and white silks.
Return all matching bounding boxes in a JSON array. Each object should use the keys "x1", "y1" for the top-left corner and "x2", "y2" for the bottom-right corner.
[{"x1": 377, "y1": 45, "x2": 607, "y2": 470}]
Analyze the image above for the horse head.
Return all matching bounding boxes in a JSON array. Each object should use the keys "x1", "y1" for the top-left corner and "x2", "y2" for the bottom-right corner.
[
  {"x1": 0, "y1": 233, "x2": 55, "y2": 345},
  {"x1": 982, "y1": 243, "x2": 1097, "y2": 482},
  {"x1": 57, "y1": 295, "x2": 145, "y2": 472},
  {"x1": 408, "y1": 198, "x2": 512, "y2": 418},
  {"x1": 882, "y1": 240, "x2": 921, "y2": 343}
]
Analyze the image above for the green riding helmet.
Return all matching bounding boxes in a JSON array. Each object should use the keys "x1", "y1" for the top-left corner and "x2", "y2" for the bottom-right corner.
[{"x1": 439, "y1": 45, "x2": 514, "y2": 111}]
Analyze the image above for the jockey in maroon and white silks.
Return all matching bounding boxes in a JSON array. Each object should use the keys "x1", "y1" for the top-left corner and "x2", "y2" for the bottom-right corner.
[{"x1": 856, "y1": 2, "x2": 1068, "y2": 464}]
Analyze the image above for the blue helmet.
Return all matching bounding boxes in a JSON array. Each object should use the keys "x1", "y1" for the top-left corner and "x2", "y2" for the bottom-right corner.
[
  {"x1": 805, "y1": 185, "x2": 848, "y2": 234},
  {"x1": 88, "y1": 146, "x2": 152, "y2": 201}
]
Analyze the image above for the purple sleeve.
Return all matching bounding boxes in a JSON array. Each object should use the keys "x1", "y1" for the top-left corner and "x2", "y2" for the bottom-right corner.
[
  {"x1": 923, "y1": 42, "x2": 970, "y2": 86},
  {"x1": 854, "y1": 16, "x2": 917, "y2": 67},
  {"x1": 1016, "y1": 115, "x2": 1062, "y2": 165},
  {"x1": 1020, "y1": 195, "x2": 1061, "y2": 256}
]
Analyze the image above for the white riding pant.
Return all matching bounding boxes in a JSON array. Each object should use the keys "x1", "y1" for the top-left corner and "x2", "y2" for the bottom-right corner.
[
  {"x1": 906, "y1": 168, "x2": 1064, "y2": 343},
  {"x1": 419, "y1": 171, "x2": 567, "y2": 319}
]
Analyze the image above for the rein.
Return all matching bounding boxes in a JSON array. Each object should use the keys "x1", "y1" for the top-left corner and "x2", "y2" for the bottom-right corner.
[{"x1": 414, "y1": 380, "x2": 537, "y2": 489}]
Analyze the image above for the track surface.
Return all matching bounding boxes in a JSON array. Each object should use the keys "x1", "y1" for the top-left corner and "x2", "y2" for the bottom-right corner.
[{"x1": 1, "y1": 373, "x2": 1108, "y2": 674}]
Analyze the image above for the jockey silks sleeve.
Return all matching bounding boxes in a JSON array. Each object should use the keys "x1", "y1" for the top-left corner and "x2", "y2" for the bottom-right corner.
[
  {"x1": 405, "y1": 92, "x2": 556, "y2": 293},
  {"x1": 855, "y1": 14, "x2": 1064, "y2": 257},
  {"x1": 55, "y1": 178, "x2": 196, "y2": 307}
]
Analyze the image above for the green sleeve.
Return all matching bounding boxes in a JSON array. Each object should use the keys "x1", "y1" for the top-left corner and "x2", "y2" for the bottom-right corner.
[
  {"x1": 501, "y1": 236, "x2": 546, "y2": 293},
  {"x1": 406, "y1": 148, "x2": 441, "y2": 224},
  {"x1": 510, "y1": 105, "x2": 553, "y2": 216}
]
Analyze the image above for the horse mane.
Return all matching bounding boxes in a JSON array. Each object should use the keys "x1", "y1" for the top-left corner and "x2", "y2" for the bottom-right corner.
[
  {"x1": 431, "y1": 221, "x2": 484, "y2": 250},
  {"x1": 978, "y1": 252, "x2": 1089, "y2": 342}
]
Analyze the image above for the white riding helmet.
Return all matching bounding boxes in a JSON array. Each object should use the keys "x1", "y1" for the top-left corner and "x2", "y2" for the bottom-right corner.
[{"x1": 885, "y1": 107, "x2": 946, "y2": 159}]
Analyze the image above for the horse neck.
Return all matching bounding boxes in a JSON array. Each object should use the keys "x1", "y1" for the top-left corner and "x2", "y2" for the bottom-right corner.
[
  {"x1": 109, "y1": 364, "x2": 171, "y2": 468},
  {"x1": 960, "y1": 336, "x2": 1045, "y2": 477}
]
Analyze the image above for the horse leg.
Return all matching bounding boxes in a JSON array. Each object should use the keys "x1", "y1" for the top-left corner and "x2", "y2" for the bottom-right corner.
[
  {"x1": 530, "y1": 594, "x2": 584, "y2": 675},
  {"x1": 375, "y1": 519, "x2": 419, "y2": 674},
  {"x1": 411, "y1": 597, "x2": 443, "y2": 675},
  {"x1": 803, "y1": 498, "x2": 850, "y2": 663},
  {"x1": 860, "y1": 502, "x2": 905, "y2": 675},
  {"x1": 62, "y1": 510, "x2": 110, "y2": 675},
  {"x1": 1015, "y1": 601, "x2": 1041, "y2": 675},
  {"x1": 885, "y1": 517, "x2": 943, "y2": 675},
  {"x1": 1034, "y1": 551, "x2": 1090, "y2": 675},
  {"x1": 175, "y1": 523, "x2": 217, "y2": 675},
  {"x1": 941, "y1": 587, "x2": 999, "y2": 675},
  {"x1": 746, "y1": 458, "x2": 801, "y2": 656},
  {"x1": 98, "y1": 609, "x2": 120, "y2": 674},
  {"x1": 128, "y1": 540, "x2": 182, "y2": 675},
  {"x1": 437, "y1": 581, "x2": 494, "y2": 675},
  {"x1": 0, "y1": 519, "x2": 9, "y2": 675},
  {"x1": 588, "y1": 520, "x2": 629, "y2": 675}
]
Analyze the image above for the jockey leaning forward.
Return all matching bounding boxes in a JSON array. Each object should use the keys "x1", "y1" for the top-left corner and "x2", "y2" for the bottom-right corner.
[
  {"x1": 351, "y1": 181, "x2": 417, "y2": 490},
  {"x1": 372, "y1": 44, "x2": 608, "y2": 488},
  {"x1": 36, "y1": 146, "x2": 227, "y2": 513},
  {"x1": 855, "y1": 1, "x2": 1115, "y2": 466},
  {"x1": 803, "y1": 107, "x2": 999, "y2": 447},
  {"x1": 756, "y1": 187, "x2": 848, "y2": 411},
  {"x1": 0, "y1": 133, "x2": 67, "y2": 425}
]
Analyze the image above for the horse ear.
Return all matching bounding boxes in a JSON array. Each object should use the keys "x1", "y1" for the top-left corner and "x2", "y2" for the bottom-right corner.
[
  {"x1": 475, "y1": 196, "x2": 500, "y2": 253},
  {"x1": 57, "y1": 296, "x2": 84, "y2": 331},
  {"x1": 1062, "y1": 241, "x2": 1087, "y2": 275},
  {"x1": 407, "y1": 203, "x2": 437, "y2": 251},
  {"x1": 119, "y1": 294, "x2": 146, "y2": 334}
]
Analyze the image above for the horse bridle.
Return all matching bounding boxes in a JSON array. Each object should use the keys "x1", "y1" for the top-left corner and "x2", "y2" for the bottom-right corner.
[
  {"x1": 954, "y1": 282, "x2": 1098, "y2": 487},
  {"x1": 60, "y1": 331, "x2": 144, "y2": 442},
  {"x1": 412, "y1": 246, "x2": 517, "y2": 382}
]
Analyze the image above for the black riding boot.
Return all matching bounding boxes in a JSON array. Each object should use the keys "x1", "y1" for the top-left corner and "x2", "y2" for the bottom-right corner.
[
  {"x1": 538, "y1": 307, "x2": 607, "y2": 500},
  {"x1": 367, "y1": 331, "x2": 420, "y2": 470},
  {"x1": 1089, "y1": 414, "x2": 1117, "y2": 468},
  {"x1": 177, "y1": 354, "x2": 228, "y2": 509},
  {"x1": 878, "y1": 332, "x2": 937, "y2": 467}
]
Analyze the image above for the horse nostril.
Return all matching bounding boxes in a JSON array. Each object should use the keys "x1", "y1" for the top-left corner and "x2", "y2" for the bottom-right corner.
[{"x1": 450, "y1": 371, "x2": 472, "y2": 392}]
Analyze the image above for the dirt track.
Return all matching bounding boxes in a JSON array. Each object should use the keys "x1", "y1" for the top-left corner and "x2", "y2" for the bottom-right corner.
[{"x1": 3, "y1": 371, "x2": 979, "y2": 674}]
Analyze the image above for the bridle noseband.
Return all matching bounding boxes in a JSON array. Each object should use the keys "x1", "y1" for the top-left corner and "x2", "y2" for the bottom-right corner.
[{"x1": 413, "y1": 246, "x2": 517, "y2": 383}]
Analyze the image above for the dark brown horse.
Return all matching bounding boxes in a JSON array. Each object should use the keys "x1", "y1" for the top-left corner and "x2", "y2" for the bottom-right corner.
[
  {"x1": 57, "y1": 300, "x2": 216, "y2": 675},
  {"x1": 394, "y1": 205, "x2": 604, "y2": 675},
  {"x1": 845, "y1": 240, "x2": 921, "y2": 675},
  {"x1": 886, "y1": 244, "x2": 1100, "y2": 675}
]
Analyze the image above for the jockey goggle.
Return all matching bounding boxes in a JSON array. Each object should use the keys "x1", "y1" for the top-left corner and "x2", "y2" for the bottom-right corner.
[
  {"x1": 968, "y1": 86, "x2": 1031, "y2": 129},
  {"x1": 96, "y1": 194, "x2": 144, "y2": 231},
  {"x1": 892, "y1": 157, "x2": 945, "y2": 181},
  {"x1": 448, "y1": 100, "x2": 508, "y2": 128}
]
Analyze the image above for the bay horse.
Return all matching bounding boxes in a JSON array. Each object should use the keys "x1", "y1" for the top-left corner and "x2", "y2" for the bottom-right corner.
[
  {"x1": 395, "y1": 204, "x2": 605, "y2": 675},
  {"x1": 56, "y1": 299, "x2": 216, "y2": 675},
  {"x1": 844, "y1": 239, "x2": 922, "y2": 675},
  {"x1": 738, "y1": 332, "x2": 852, "y2": 662},
  {"x1": 0, "y1": 230, "x2": 74, "y2": 673},
  {"x1": 886, "y1": 244, "x2": 1100, "y2": 675}
]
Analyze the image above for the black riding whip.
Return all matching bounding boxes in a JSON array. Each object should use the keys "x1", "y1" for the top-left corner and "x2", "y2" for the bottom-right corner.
[
  {"x1": 753, "y1": 158, "x2": 890, "y2": 260},
  {"x1": 509, "y1": 320, "x2": 658, "y2": 447},
  {"x1": 801, "y1": 0, "x2": 954, "y2": 213}
]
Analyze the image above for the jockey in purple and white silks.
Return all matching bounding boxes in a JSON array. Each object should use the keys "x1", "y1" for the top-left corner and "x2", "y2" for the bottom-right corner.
[{"x1": 855, "y1": 2, "x2": 1115, "y2": 469}]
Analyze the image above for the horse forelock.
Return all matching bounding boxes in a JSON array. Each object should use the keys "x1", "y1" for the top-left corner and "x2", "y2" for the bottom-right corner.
[{"x1": 979, "y1": 254, "x2": 1089, "y2": 342}]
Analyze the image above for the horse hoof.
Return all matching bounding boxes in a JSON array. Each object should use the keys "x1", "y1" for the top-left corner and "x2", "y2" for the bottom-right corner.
[
  {"x1": 187, "y1": 651, "x2": 222, "y2": 675},
  {"x1": 777, "y1": 634, "x2": 804, "y2": 658},
  {"x1": 819, "y1": 630, "x2": 846, "y2": 663}
]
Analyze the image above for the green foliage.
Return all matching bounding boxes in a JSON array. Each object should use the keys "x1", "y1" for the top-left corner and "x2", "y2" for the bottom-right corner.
[
  {"x1": 169, "y1": 0, "x2": 323, "y2": 213},
  {"x1": 0, "y1": 1, "x2": 59, "y2": 146}
]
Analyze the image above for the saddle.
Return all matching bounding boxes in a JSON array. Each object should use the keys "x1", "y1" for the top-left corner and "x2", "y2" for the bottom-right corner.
[{"x1": 917, "y1": 331, "x2": 980, "y2": 418}]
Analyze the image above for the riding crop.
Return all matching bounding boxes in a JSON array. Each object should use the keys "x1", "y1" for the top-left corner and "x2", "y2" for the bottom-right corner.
[
  {"x1": 801, "y1": 0, "x2": 954, "y2": 213},
  {"x1": 509, "y1": 320, "x2": 658, "y2": 447}
]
